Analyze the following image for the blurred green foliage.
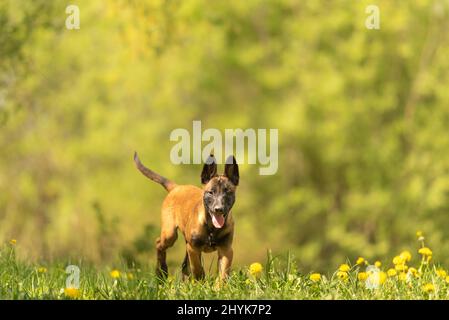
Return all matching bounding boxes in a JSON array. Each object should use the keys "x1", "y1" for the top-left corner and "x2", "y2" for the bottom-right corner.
[{"x1": 1, "y1": 0, "x2": 449, "y2": 272}]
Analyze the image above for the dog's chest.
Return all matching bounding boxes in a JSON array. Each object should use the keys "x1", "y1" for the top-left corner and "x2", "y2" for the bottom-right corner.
[{"x1": 190, "y1": 228, "x2": 231, "y2": 252}]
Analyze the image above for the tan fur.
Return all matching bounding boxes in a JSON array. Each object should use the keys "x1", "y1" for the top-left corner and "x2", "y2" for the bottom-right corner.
[
  {"x1": 157, "y1": 183, "x2": 234, "y2": 279},
  {"x1": 134, "y1": 153, "x2": 235, "y2": 280}
]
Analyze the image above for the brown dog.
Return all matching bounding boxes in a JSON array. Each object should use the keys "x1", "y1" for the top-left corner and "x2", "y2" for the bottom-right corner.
[{"x1": 134, "y1": 152, "x2": 239, "y2": 280}]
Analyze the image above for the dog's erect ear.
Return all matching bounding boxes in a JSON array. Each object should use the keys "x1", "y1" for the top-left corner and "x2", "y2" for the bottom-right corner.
[
  {"x1": 201, "y1": 154, "x2": 217, "y2": 184},
  {"x1": 224, "y1": 155, "x2": 239, "y2": 186}
]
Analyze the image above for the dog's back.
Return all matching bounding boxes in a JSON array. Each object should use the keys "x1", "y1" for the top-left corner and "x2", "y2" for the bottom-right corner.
[
  {"x1": 134, "y1": 152, "x2": 207, "y2": 233},
  {"x1": 161, "y1": 185, "x2": 205, "y2": 233}
]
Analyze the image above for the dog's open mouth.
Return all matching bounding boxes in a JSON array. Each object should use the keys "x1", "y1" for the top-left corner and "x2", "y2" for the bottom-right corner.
[{"x1": 211, "y1": 212, "x2": 225, "y2": 228}]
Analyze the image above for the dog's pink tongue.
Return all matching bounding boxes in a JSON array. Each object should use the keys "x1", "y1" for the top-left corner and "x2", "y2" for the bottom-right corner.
[{"x1": 212, "y1": 213, "x2": 225, "y2": 228}]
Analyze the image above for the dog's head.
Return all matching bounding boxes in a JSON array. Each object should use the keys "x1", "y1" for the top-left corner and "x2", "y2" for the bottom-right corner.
[{"x1": 201, "y1": 155, "x2": 239, "y2": 229}]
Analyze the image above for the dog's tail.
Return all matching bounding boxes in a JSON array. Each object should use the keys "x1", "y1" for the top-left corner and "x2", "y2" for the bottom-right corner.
[{"x1": 134, "y1": 152, "x2": 177, "y2": 192}]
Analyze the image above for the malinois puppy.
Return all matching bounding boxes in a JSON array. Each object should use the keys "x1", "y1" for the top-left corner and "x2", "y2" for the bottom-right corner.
[{"x1": 133, "y1": 152, "x2": 239, "y2": 280}]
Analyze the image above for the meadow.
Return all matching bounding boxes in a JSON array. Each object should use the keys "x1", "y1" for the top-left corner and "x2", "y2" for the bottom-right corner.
[{"x1": 1, "y1": 231, "x2": 448, "y2": 300}]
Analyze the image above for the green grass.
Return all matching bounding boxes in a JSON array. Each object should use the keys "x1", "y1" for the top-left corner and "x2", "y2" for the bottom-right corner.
[{"x1": 1, "y1": 242, "x2": 448, "y2": 299}]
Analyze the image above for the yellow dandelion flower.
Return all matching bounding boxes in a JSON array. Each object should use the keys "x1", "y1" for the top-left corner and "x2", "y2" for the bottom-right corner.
[
  {"x1": 249, "y1": 263, "x2": 263, "y2": 277},
  {"x1": 358, "y1": 272, "x2": 368, "y2": 281},
  {"x1": 337, "y1": 271, "x2": 348, "y2": 281},
  {"x1": 387, "y1": 269, "x2": 397, "y2": 277},
  {"x1": 374, "y1": 261, "x2": 382, "y2": 268},
  {"x1": 398, "y1": 272, "x2": 407, "y2": 281},
  {"x1": 400, "y1": 250, "x2": 412, "y2": 262},
  {"x1": 392, "y1": 255, "x2": 405, "y2": 265},
  {"x1": 418, "y1": 247, "x2": 432, "y2": 256},
  {"x1": 356, "y1": 257, "x2": 365, "y2": 265},
  {"x1": 339, "y1": 264, "x2": 350, "y2": 272},
  {"x1": 9, "y1": 239, "x2": 16, "y2": 245},
  {"x1": 126, "y1": 272, "x2": 134, "y2": 280},
  {"x1": 395, "y1": 264, "x2": 407, "y2": 272},
  {"x1": 436, "y1": 269, "x2": 447, "y2": 279},
  {"x1": 445, "y1": 276, "x2": 449, "y2": 284},
  {"x1": 309, "y1": 273, "x2": 321, "y2": 282},
  {"x1": 64, "y1": 287, "x2": 80, "y2": 298},
  {"x1": 422, "y1": 283, "x2": 435, "y2": 293},
  {"x1": 38, "y1": 267, "x2": 47, "y2": 273},
  {"x1": 408, "y1": 267, "x2": 418, "y2": 276},
  {"x1": 379, "y1": 272, "x2": 387, "y2": 284},
  {"x1": 110, "y1": 270, "x2": 120, "y2": 279}
]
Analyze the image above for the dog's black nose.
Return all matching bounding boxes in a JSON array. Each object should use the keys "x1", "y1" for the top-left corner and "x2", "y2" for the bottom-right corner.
[{"x1": 213, "y1": 206, "x2": 224, "y2": 214}]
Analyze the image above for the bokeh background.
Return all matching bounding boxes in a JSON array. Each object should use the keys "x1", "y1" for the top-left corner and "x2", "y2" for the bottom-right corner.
[{"x1": 1, "y1": 0, "x2": 449, "y2": 272}]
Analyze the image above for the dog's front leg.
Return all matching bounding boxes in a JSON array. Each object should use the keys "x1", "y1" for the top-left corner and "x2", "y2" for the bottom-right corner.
[
  {"x1": 218, "y1": 246, "x2": 233, "y2": 280},
  {"x1": 181, "y1": 251, "x2": 190, "y2": 279},
  {"x1": 187, "y1": 244, "x2": 205, "y2": 280}
]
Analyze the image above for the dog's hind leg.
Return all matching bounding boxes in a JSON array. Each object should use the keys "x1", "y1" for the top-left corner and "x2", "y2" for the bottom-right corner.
[{"x1": 155, "y1": 227, "x2": 177, "y2": 279}]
